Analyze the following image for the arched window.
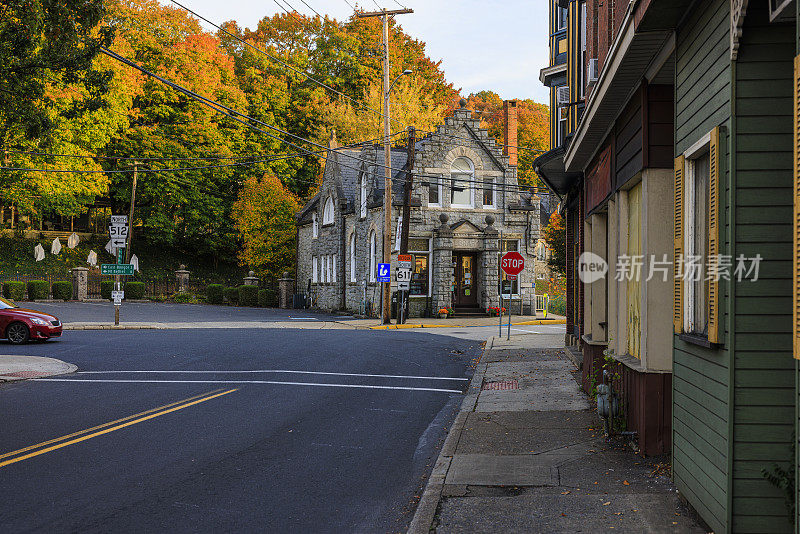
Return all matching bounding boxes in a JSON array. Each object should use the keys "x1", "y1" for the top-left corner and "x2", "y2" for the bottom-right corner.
[
  {"x1": 360, "y1": 176, "x2": 368, "y2": 218},
  {"x1": 349, "y1": 233, "x2": 356, "y2": 282},
  {"x1": 369, "y1": 230, "x2": 377, "y2": 282},
  {"x1": 450, "y1": 157, "x2": 474, "y2": 208},
  {"x1": 312, "y1": 212, "x2": 318, "y2": 239},
  {"x1": 323, "y1": 196, "x2": 334, "y2": 225}
]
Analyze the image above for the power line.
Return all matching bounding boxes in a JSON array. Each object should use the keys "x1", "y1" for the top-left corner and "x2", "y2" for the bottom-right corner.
[
  {"x1": 169, "y1": 0, "x2": 401, "y2": 129},
  {"x1": 97, "y1": 46, "x2": 549, "y2": 196},
  {"x1": 341, "y1": 0, "x2": 356, "y2": 11},
  {"x1": 298, "y1": 0, "x2": 322, "y2": 17}
]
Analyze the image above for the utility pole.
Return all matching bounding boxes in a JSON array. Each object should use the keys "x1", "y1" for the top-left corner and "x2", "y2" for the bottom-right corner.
[
  {"x1": 398, "y1": 127, "x2": 415, "y2": 324},
  {"x1": 125, "y1": 162, "x2": 138, "y2": 263},
  {"x1": 357, "y1": 7, "x2": 413, "y2": 325}
]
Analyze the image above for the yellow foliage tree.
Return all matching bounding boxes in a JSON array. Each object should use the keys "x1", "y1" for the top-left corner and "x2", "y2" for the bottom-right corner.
[{"x1": 232, "y1": 174, "x2": 300, "y2": 281}]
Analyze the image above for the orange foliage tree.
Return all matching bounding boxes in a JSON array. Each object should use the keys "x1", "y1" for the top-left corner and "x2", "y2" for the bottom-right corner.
[
  {"x1": 232, "y1": 174, "x2": 300, "y2": 280},
  {"x1": 543, "y1": 211, "x2": 566, "y2": 274}
]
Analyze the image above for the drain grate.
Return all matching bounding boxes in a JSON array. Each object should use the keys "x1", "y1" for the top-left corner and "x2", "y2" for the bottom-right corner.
[
  {"x1": 482, "y1": 379, "x2": 519, "y2": 391},
  {"x1": 2, "y1": 371, "x2": 52, "y2": 378}
]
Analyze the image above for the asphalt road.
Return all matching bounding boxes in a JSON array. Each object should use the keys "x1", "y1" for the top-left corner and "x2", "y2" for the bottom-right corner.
[{"x1": 0, "y1": 326, "x2": 479, "y2": 533}]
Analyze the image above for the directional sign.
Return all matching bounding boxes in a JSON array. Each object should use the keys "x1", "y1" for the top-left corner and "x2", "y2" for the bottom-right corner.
[
  {"x1": 396, "y1": 267, "x2": 412, "y2": 291},
  {"x1": 377, "y1": 263, "x2": 391, "y2": 283},
  {"x1": 501, "y1": 251, "x2": 525, "y2": 277},
  {"x1": 110, "y1": 215, "x2": 128, "y2": 225},
  {"x1": 101, "y1": 264, "x2": 134, "y2": 276},
  {"x1": 111, "y1": 290, "x2": 124, "y2": 304},
  {"x1": 397, "y1": 254, "x2": 412, "y2": 270}
]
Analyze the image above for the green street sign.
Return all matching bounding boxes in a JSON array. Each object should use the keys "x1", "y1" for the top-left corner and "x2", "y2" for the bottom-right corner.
[{"x1": 101, "y1": 264, "x2": 134, "y2": 276}]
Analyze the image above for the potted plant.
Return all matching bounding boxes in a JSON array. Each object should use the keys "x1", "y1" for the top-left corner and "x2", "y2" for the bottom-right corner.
[{"x1": 438, "y1": 307, "x2": 449, "y2": 319}]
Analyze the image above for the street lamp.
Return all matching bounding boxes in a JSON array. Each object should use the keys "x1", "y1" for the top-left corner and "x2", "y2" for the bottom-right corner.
[{"x1": 389, "y1": 69, "x2": 413, "y2": 95}]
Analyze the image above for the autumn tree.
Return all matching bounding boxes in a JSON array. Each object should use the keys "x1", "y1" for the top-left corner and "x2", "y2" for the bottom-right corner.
[
  {"x1": 232, "y1": 174, "x2": 300, "y2": 281},
  {"x1": 543, "y1": 212, "x2": 566, "y2": 274}
]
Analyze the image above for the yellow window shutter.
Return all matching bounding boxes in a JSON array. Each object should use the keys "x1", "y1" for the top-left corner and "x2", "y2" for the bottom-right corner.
[
  {"x1": 794, "y1": 55, "x2": 800, "y2": 358},
  {"x1": 674, "y1": 155, "x2": 685, "y2": 334},
  {"x1": 708, "y1": 127, "x2": 722, "y2": 344}
]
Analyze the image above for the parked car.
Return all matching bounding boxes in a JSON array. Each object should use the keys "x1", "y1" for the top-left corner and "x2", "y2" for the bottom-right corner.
[{"x1": 0, "y1": 297, "x2": 63, "y2": 345}]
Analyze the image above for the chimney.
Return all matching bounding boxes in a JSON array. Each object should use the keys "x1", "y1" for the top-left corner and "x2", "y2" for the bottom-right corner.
[
  {"x1": 503, "y1": 100, "x2": 518, "y2": 166},
  {"x1": 328, "y1": 129, "x2": 339, "y2": 150}
]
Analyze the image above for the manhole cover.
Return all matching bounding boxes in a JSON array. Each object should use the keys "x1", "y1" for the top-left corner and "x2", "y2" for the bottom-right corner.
[
  {"x1": 482, "y1": 379, "x2": 519, "y2": 391},
  {"x1": 2, "y1": 371, "x2": 51, "y2": 378}
]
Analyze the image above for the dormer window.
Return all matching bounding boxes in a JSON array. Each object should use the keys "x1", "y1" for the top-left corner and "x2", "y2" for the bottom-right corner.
[
  {"x1": 312, "y1": 212, "x2": 318, "y2": 238},
  {"x1": 323, "y1": 196, "x2": 334, "y2": 225},
  {"x1": 450, "y1": 157, "x2": 474, "y2": 208}
]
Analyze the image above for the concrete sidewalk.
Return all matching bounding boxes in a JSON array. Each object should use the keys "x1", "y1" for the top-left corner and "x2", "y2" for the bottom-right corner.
[
  {"x1": 408, "y1": 334, "x2": 706, "y2": 533},
  {"x1": 0, "y1": 355, "x2": 77, "y2": 382}
]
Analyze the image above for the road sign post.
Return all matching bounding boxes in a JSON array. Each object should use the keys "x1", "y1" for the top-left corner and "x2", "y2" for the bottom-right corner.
[
  {"x1": 500, "y1": 251, "x2": 525, "y2": 341},
  {"x1": 396, "y1": 254, "x2": 412, "y2": 324}
]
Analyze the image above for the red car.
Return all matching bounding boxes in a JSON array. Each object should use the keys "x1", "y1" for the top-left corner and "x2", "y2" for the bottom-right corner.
[{"x1": 0, "y1": 297, "x2": 63, "y2": 345}]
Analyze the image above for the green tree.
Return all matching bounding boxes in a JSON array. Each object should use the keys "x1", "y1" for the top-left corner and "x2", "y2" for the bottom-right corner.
[{"x1": 543, "y1": 212, "x2": 566, "y2": 274}]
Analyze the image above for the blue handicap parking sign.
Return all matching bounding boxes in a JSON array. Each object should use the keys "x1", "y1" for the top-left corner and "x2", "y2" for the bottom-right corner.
[{"x1": 377, "y1": 263, "x2": 391, "y2": 283}]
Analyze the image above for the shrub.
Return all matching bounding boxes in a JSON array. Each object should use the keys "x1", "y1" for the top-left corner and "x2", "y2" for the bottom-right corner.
[
  {"x1": 52, "y1": 281, "x2": 72, "y2": 301},
  {"x1": 125, "y1": 281, "x2": 145, "y2": 300},
  {"x1": 100, "y1": 280, "x2": 114, "y2": 300},
  {"x1": 548, "y1": 294, "x2": 566, "y2": 316},
  {"x1": 258, "y1": 288, "x2": 276, "y2": 307},
  {"x1": 206, "y1": 284, "x2": 225, "y2": 305},
  {"x1": 239, "y1": 285, "x2": 258, "y2": 307},
  {"x1": 27, "y1": 280, "x2": 49, "y2": 300},
  {"x1": 3, "y1": 281, "x2": 25, "y2": 301},
  {"x1": 172, "y1": 292, "x2": 192, "y2": 303},
  {"x1": 224, "y1": 286, "x2": 239, "y2": 305}
]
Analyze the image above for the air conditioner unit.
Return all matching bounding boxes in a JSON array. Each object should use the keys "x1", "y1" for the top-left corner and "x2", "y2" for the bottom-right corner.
[
  {"x1": 556, "y1": 86, "x2": 570, "y2": 105},
  {"x1": 769, "y1": 0, "x2": 794, "y2": 22},
  {"x1": 587, "y1": 58, "x2": 599, "y2": 84}
]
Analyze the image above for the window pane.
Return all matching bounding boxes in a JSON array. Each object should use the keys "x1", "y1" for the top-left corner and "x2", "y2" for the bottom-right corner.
[
  {"x1": 483, "y1": 177, "x2": 494, "y2": 206},
  {"x1": 429, "y1": 177, "x2": 439, "y2": 204},
  {"x1": 693, "y1": 152, "x2": 710, "y2": 334},
  {"x1": 451, "y1": 174, "x2": 471, "y2": 205},
  {"x1": 409, "y1": 238, "x2": 429, "y2": 252},
  {"x1": 410, "y1": 255, "x2": 429, "y2": 296}
]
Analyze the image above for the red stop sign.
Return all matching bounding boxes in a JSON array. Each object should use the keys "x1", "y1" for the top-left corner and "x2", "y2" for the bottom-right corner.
[{"x1": 501, "y1": 251, "x2": 525, "y2": 276}]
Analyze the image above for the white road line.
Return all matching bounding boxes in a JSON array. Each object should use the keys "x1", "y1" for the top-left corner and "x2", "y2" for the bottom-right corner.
[
  {"x1": 76, "y1": 369, "x2": 469, "y2": 381},
  {"x1": 34, "y1": 378, "x2": 464, "y2": 394}
]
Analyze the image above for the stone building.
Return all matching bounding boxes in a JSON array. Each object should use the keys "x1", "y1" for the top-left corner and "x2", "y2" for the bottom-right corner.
[{"x1": 295, "y1": 100, "x2": 542, "y2": 318}]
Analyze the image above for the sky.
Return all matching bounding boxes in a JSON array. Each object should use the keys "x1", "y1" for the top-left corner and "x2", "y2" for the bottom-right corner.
[{"x1": 159, "y1": 0, "x2": 551, "y2": 104}]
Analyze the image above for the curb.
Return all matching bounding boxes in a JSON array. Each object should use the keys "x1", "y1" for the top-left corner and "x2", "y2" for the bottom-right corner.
[
  {"x1": 371, "y1": 319, "x2": 566, "y2": 330},
  {"x1": 406, "y1": 340, "x2": 491, "y2": 534},
  {"x1": 63, "y1": 324, "x2": 161, "y2": 330},
  {"x1": 0, "y1": 356, "x2": 78, "y2": 382}
]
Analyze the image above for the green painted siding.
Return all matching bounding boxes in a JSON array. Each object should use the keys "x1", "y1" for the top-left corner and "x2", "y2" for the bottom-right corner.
[
  {"x1": 731, "y1": 6, "x2": 795, "y2": 533},
  {"x1": 673, "y1": 0, "x2": 732, "y2": 532}
]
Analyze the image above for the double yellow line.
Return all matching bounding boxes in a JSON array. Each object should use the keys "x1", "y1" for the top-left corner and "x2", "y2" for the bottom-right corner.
[{"x1": 0, "y1": 388, "x2": 237, "y2": 469}]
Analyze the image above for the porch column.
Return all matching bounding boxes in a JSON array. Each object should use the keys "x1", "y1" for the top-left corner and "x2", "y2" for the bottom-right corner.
[
  {"x1": 432, "y1": 214, "x2": 453, "y2": 312},
  {"x1": 482, "y1": 215, "x2": 500, "y2": 310}
]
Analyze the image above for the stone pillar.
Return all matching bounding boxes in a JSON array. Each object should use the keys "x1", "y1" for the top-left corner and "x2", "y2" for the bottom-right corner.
[
  {"x1": 278, "y1": 271, "x2": 294, "y2": 309},
  {"x1": 432, "y1": 214, "x2": 453, "y2": 312},
  {"x1": 243, "y1": 271, "x2": 259, "y2": 286},
  {"x1": 482, "y1": 215, "x2": 500, "y2": 309},
  {"x1": 71, "y1": 267, "x2": 89, "y2": 301},
  {"x1": 175, "y1": 265, "x2": 190, "y2": 292}
]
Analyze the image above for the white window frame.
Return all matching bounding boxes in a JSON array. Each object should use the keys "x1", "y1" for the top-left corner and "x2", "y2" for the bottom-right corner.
[
  {"x1": 312, "y1": 212, "x2": 318, "y2": 239},
  {"x1": 683, "y1": 132, "x2": 712, "y2": 335},
  {"x1": 312, "y1": 256, "x2": 318, "y2": 283},
  {"x1": 349, "y1": 233, "x2": 356, "y2": 282},
  {"x1": 369, "y1": 231, "x2": 377, "y2": 283},
  {"x1": 580, "y1": 1, "x2": 587, "y2": 99},
  {"x1": 482, "y1": 176, "x2": 496, "y2": 208},
  {"x1": 360, "y1": 176, "x2": 367, "y2": 218},
  {"x1": 332, "y1": 255, "x2": 337, "y2": 283},
  {"x1": 450, "y1": 157, "x2": 474, "y2": 209},
  {"x1": 323, "y1": 196, "x2": 334, "y2": 225},
  {"x1": 428, "y1": 176, "x2": 442, "y2": 207},
  {"x1": 556, "y1": 2, "x2": 567, "y2": 31},
  {"x1": 557, "y1": 89, "x2": 567, "y2": 146}
]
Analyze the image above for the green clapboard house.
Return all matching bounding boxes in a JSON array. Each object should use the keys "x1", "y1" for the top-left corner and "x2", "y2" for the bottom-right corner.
[{"x1": 643, "y1": 1, "x2": 797, "y2": 532}]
